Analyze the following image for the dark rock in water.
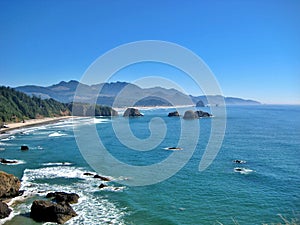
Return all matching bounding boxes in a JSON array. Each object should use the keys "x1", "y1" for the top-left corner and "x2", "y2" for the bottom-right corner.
[
  {"x1": 167, "y1": 147, "x2": 183, "y2": 150},
  {"x1": 0, "y1": 171, "x2": 21, "y2": 199},
  {"x1": 99, "y1": 183, "x2": 108, "y2": 189},
  {"x1": 196, "y1": 100, "x2": 205, "y2": 107},
  {"x1": 233, "y1": 160, "x2": 246, "y2": 164},
  {"x1": 183, "y1": 110, "x2": 198, "y2": 119},
  {"x1": 195, "y1": 110, "x2": 212, "y2": 118},
  {"x1": 93, "y1": 174, "x2": 110, "y2": 181},
  {"x1": 83, "y1": 172, "x2": 94, "y2": 176},
  {"x1": 21, "y1": 145, "x2": 29, "y2": 151},
  {"x1": 183, "y1": 110, "x2": 212, "y2": 119},
  {"x1": 123, "y1": 108, "x2": 143, "y2": 117},
  {"x1": 0, "y1": 158, "x2": 18, "y2": 164},
  {"x1": 168, "y1": 111, "x2": 180, "y2": 117},
  {"x1": 0, "y1": 201, "x2": 11, "y2": 219},
  {"x1": 46, "y1": 192, "x2": 79, "y2": 204},
  {"x1": 30, "y1": 200, "x2": 77, "y2": 224}
]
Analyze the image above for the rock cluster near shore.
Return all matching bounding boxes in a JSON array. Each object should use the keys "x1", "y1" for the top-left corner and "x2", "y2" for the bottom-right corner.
[
  {"x1": 0, "y1": 171, "x2": 21, "y2": 219},
  {"x1": 0, "y1": 171, "x2": 21, "y2": 199},
  {"x1": 0, "y1": 169, "x2": 113, "y2": 223},
  {"x1": 31, "y1": 199, "x2": 77, "y2": 224},
  {"x1": 0, "y1": 201, "x2": 11, "y2": 219}
]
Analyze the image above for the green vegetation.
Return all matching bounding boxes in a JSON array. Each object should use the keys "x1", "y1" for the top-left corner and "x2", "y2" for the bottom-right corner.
[
  {"x1": 0, "y1": 86, "x2": 70, "y2": 123},
  {"x1": 0, "y1": 86, "x2": 118, "y2": 123},
  {"x1": 68, "y1": 102, "x2": 118, "y2": 117}
]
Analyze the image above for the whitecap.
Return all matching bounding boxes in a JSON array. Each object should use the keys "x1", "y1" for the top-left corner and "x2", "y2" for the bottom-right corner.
[
  {"x1": 93, "y1": 118, "x2": 110, "y2": 124},
  {"x1": 42, "y1": 162, "x2": 73, "y2": 166},
  {"x1": 0, "y1": 159, "x2": 26, "y2": 165},
  {"x1": 48, "y1": 132, "x2": 67, "y2": 137},
  {"x1": 18, "y1": 166, "x2": 126, "y2": 224},
  {"x1": 234, "y1": 167, "x2": 254, "y2": 174}
]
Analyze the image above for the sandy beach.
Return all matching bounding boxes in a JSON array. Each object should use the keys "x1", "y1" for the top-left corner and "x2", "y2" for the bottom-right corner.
[{"x1": 0, "y1": 116, "x2": 74, "y2": 136}]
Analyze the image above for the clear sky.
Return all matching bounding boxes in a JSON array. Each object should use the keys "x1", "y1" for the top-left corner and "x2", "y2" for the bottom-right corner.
[{"x1": 0, "y1": 0, "x2": 299, "y2": 104}]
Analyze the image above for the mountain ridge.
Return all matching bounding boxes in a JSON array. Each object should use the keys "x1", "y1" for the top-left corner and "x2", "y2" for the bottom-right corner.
[{"x1": 16, "y1": 80, "x2": 261, "y2": 107}]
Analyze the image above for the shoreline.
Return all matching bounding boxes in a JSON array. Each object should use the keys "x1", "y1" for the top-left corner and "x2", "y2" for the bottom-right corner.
[
  {"x1": 0, "y1": 116, "x2": 74, "y2": 140},
  {"x1": 114, "y1": 104, "x2": 195, "y2": 113}
]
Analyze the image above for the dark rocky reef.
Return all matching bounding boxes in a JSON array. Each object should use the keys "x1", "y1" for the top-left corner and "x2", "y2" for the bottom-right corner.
[
  {"x1": 46, "y1": 192, "x2": 79, "y2": 204},
  {"x1": 123, "y1": 108, "x2": 143, "y2": 117},
  {"x1": 183, "y1": 110, "x2": 212, "y2": 119},
  {"x1": 30, "y1": 200, "x2": 77, "y2": 224},
  {"x1": 168, "y1": 111, "x2": 180, "y2": 117},
  {"x1": 0, "y1": 201, "x2": 11, "y2": 219}
]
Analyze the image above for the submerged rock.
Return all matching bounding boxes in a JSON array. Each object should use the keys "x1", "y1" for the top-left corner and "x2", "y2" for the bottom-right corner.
[
  {"x1": 123, "y1": 108, "x2": 143, "y2": 117},
  {"x1": 0, "y1": 171, "x2": 21, "y2": 199},
  {"x1": 46, "y1": 192, "x2": 79, "y2": 204},
  {"x1": 0, "y1": 201, "x2": 11, "y2": 219},
  {"x1": 168, "y1": 111, "x2": 180, "y2": 117},
  {"x1": 30, "y1": 200, "x2": 77, "y2": 224}
]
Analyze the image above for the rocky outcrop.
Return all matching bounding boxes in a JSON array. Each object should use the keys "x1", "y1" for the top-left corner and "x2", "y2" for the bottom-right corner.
[
  {"x1": 30, "y1": 200, "x2": 77, "y2": 224},
  {"x1": 0, "y1": 158, "x2": 18, "y2": 164},
  {"x1": 183, "y1": 110, "x2": 212, "y2": 119},
  {"x1": 0, "y1": 201, "x2": 11, "y2": 219},
  {"x1": 196, "y1": 100, "x2": 205, "y2": 107},
  {"x1": 93, "y1": 174, "x2": 111, "y2": 181},
  {"x1": 0, "y1": 171, "x2": 21, "y2": 199},
  {"x1": 183, "y1": 110, "x2": 198, "y2": 119},
  {"x1": 168, "y1": 111, "x2": 180, "y2": 117},
  {"x1": 46, "y1": 192, "x2": 79, "y2": 204},
  {"x1": 20, "y1": 145, "x2": 29, "y2": 151},
  {"x1": 195, "y1": 110, "x2": 212, "y2": 117},
  {"x1": 99, "y1": 183, "x2": 108, "y2": 189},
  {"x1": 123, "y1": 108, "x2": 143, "y2": 117}
]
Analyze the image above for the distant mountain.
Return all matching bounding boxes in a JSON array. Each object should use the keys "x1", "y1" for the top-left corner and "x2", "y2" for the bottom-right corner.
[
  {"x1": 16, "y1": 80, "x2": 261, "y2": 107},
  {"x1": 190, "y1": 95, "x2": 260, "y2": 106}
]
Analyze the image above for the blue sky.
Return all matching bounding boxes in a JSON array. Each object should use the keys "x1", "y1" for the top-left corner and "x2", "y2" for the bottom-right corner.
[{"x1": 0, "y1": 0, "x2": 299, "y2": 104}]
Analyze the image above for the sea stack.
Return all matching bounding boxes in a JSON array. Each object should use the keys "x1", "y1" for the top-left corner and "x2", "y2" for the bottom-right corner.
[
  {"x1": 168, "y1": 111, "x2": 180, "y2": 117},
  {"x1": 123, "y1": 108, "x2": 143, "y2": 117},
  {"x1": 183, "y1": 110, "x2": 212, "y2": 119}
]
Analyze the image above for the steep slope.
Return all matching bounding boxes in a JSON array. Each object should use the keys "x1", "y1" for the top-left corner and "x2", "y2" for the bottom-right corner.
[{"x1": 0, "y1": 86, "x2": 70, "y2": 122}]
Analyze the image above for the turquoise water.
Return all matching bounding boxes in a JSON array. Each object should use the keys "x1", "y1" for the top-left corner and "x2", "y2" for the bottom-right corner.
[{"x1": 0, "y1": 105, "x2": 299, "y2": 224}]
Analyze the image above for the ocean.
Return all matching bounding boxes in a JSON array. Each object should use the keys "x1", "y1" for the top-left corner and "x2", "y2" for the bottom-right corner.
[{"x1": 0, "y1": 105, "x2": 299, "y2": 225}]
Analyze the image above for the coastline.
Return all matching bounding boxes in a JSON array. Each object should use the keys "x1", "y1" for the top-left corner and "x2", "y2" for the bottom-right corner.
[
  {"x1": 114, "y1": 104, "x2": 195, "y2": 113},
  {"x1": 0, "y1": 116, "x2": 74, "y2": 140}
]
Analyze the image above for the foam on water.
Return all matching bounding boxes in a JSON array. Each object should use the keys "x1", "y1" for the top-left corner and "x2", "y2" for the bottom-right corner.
[
  {"x1": 48, "y1": 132, "x2": 67, "y2": 137},
  {"x1": 41, "y1": 162, "x2": 73, "y2": 166},
  {"x1": 0, "y1": 159, "x2": 26, "y2": 165},
  {"x1": 234, "y1": 167, "x2": 254, "y2": 175},
  {"x1": 17, "y1": 166, "x2": 127, "y2": 224}
]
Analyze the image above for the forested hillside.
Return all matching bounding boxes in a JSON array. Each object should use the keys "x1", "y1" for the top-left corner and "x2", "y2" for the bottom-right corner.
[{"x1": 0, "y1": 86, "x2": 70, "y2": 122}]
